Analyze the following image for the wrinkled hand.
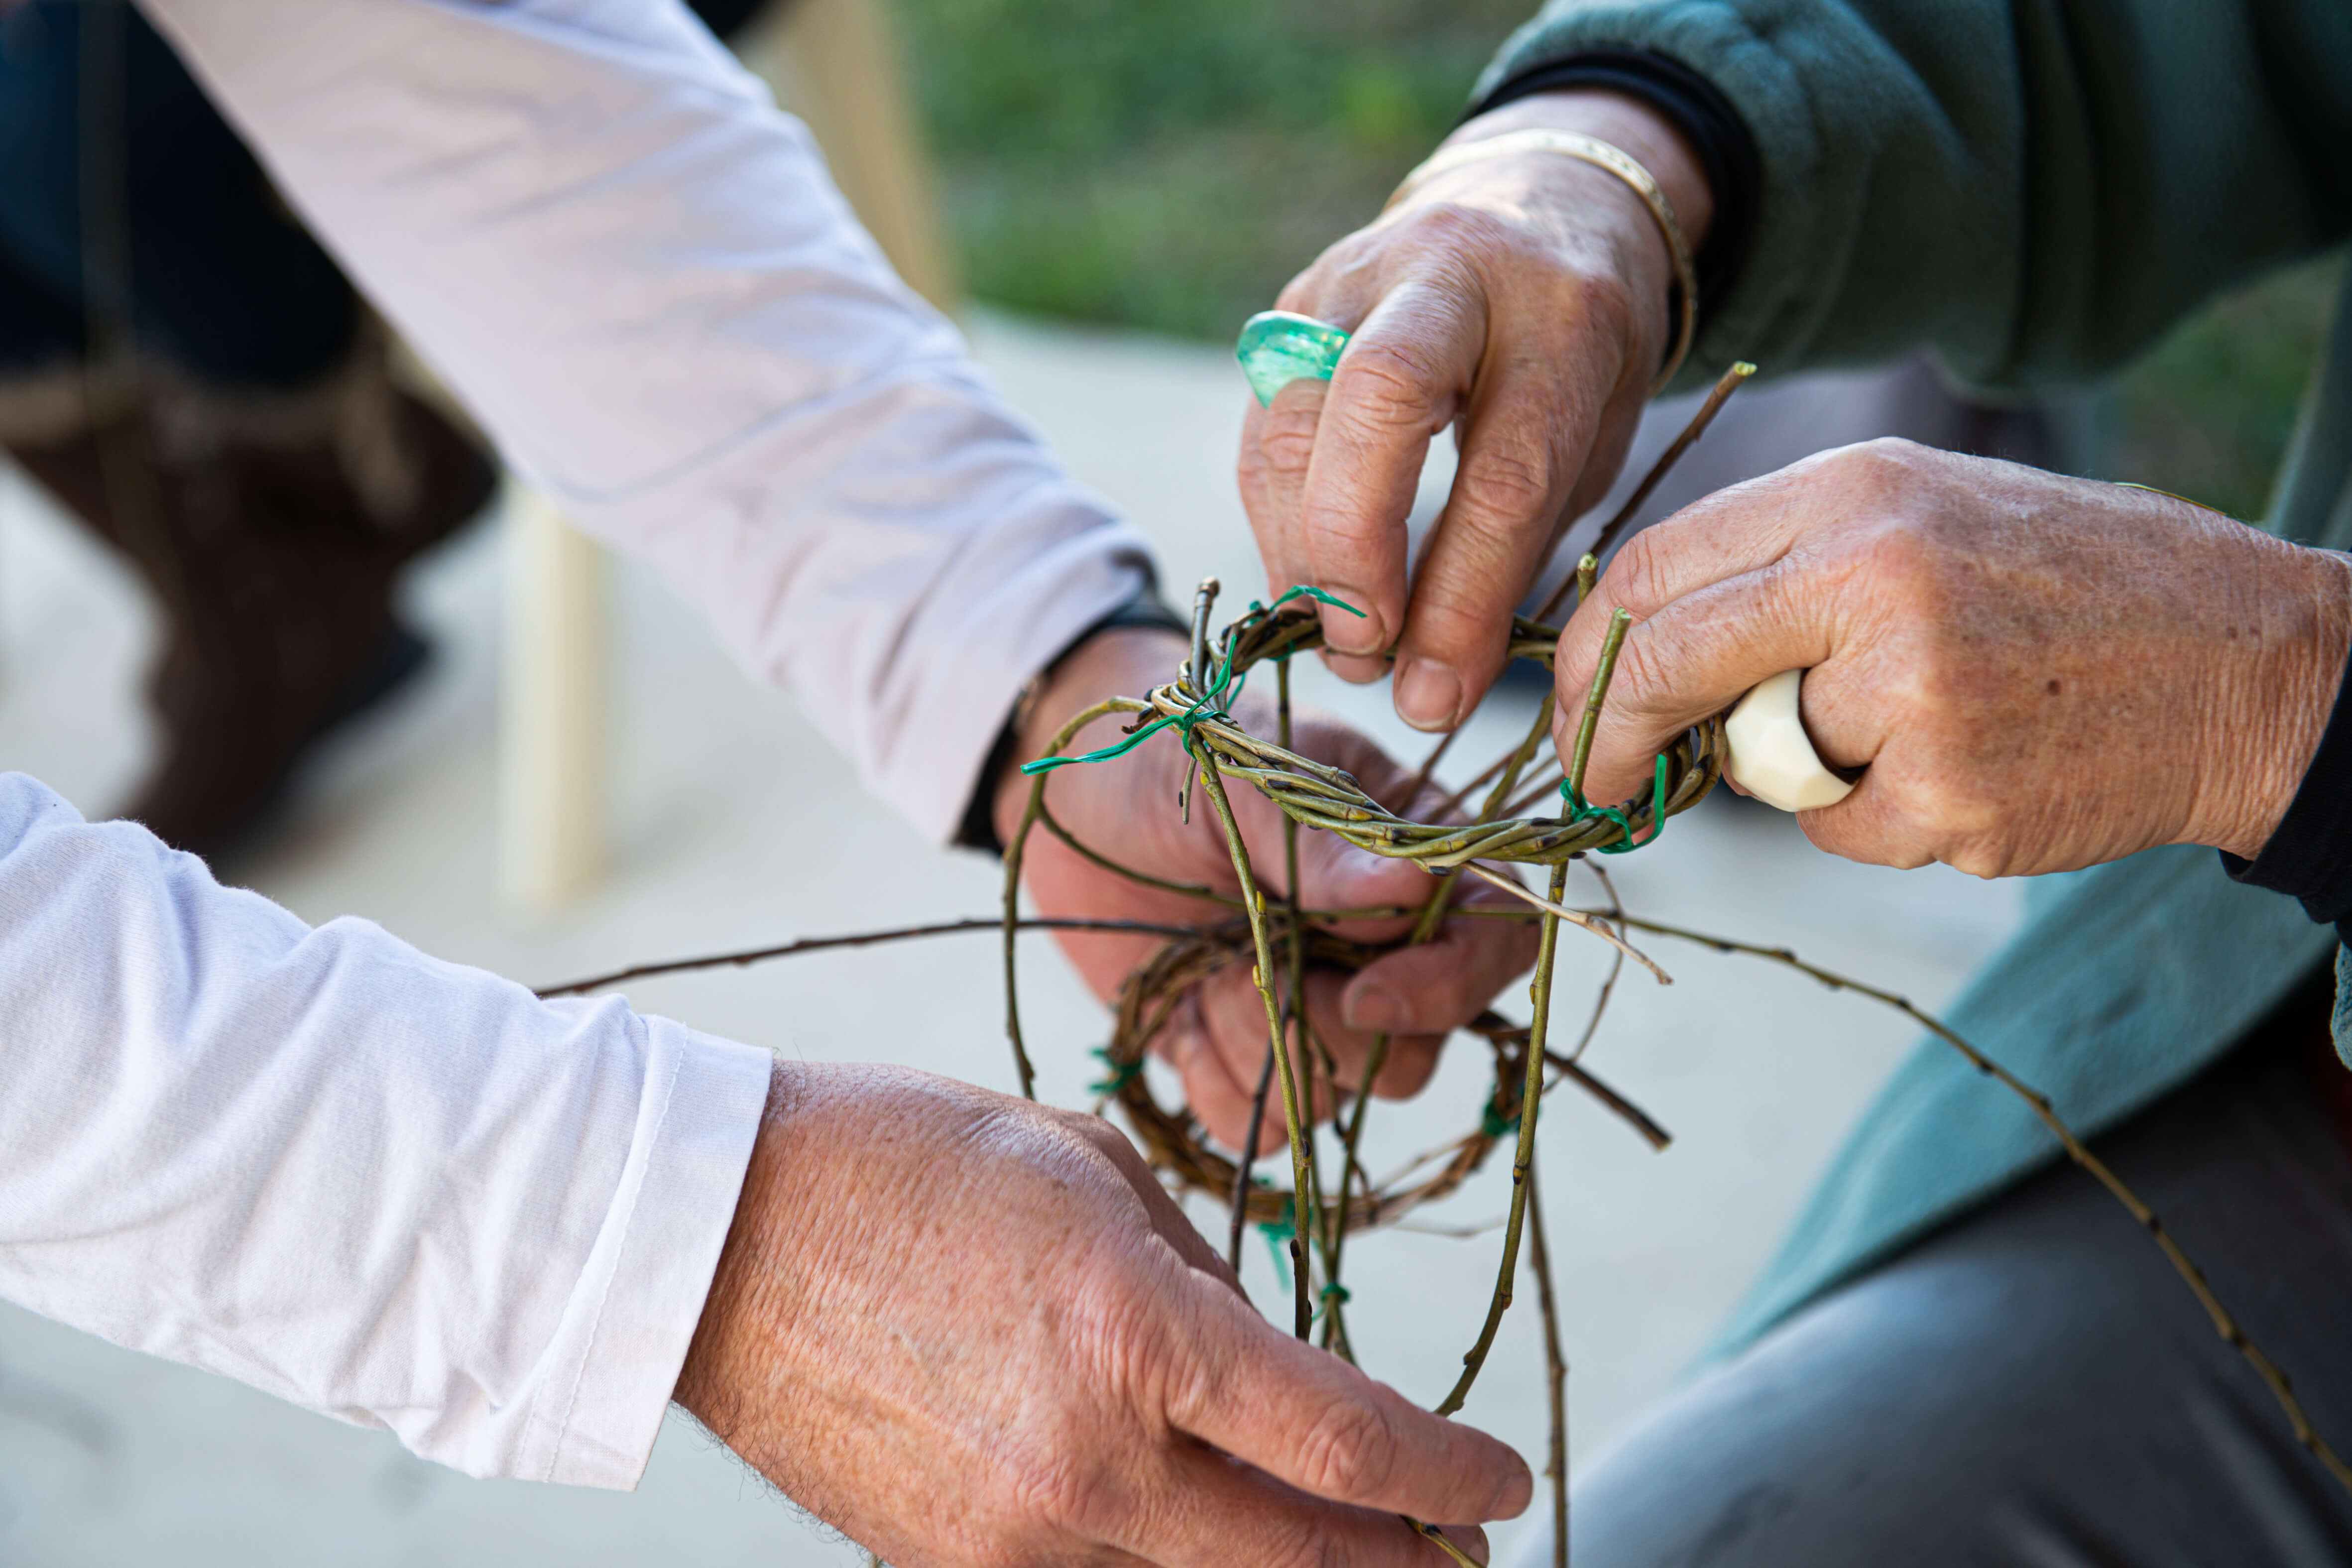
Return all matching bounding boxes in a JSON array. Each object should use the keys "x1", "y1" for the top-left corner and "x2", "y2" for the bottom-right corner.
[
  {"x1": 675, "y1": 1061, "x2": 1529, "y2": 1567},
  {"x1": 1553, "y1": 439, "x2": 2352, "y2": 876},
  {"x1": 1239, "y1": 90, "x2": 1713, "y2": 731},
  {"x1": 996, "y1": 629, "x2": 1539, "y2": 1149}
]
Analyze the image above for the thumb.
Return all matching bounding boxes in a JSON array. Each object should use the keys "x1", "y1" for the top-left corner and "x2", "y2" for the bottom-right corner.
[{"x1": 1171, "y1": 1284, "x2": 1533, "y2": 1524}]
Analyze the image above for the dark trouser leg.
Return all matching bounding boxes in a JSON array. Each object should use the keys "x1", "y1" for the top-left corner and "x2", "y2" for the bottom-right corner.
[
  {"x1": 1518, "y1": 970, "x2": 2352, "y2": 1567},
  {"x1": 4, "y1": 368, "x2": 496, "y2": 856},
  {"x1": 0, "y1": 1, "x2": 495, "y2": 856}
]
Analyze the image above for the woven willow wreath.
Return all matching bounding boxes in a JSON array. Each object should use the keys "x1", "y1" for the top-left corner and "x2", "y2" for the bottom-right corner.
[{"x1": 538, "y1": 365, "x2": 2352, "y2": 1556}]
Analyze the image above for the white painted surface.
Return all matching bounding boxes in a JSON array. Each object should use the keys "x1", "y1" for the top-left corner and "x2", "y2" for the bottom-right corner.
[
  {"x1": 0, "y1": 313, "x2": 2023, "y2": 1564},
  {"x1": 501, "y1": 491, "x2": 611, "y2": 911}
]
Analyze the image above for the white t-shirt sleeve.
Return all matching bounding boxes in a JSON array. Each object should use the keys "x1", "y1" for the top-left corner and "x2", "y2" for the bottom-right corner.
[
  {"x1": 137, "y1": 0, "x2": 1164, "y2": 840},
  {"x1": 0, "y1": 773, "x2": 773, "y2": 1488}
]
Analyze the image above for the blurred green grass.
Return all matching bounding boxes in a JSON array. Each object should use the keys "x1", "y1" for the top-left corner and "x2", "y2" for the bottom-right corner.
[
  {"x1": 895, "y1": 0, "x2": 2340, "y2": 517},
  {"x1": 896, "y1": 0, "x2": 1529, "y2": 337},
  {"x1": 2101, "y1": 255, "x2": 2341, "y2": 521}
]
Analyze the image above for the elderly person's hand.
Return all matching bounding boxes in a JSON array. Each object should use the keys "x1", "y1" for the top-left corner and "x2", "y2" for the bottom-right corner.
[
  {"x1": 1239, "y1": 90, "x2": 1712, "y2": 731},
  {"x1": 996, "y1": 629, "x2": 1540, "y2": 1150},
  {"x1": 676, "y1": 1060, "x2": 1529, "y2": 1567},
  {"x1": 1554, "y1": 439, "x2": 2352, "y2": 877}
]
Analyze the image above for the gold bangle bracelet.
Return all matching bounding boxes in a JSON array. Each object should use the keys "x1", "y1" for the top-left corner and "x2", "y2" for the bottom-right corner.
[{"x1": 1384, "y1": 128, "x2": 1698, "y2": 395}]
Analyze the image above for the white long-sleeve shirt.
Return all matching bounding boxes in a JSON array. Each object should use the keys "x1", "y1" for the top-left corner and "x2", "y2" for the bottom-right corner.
[
  {"x1": 143, "y1": 0, "x2": 1160, "y2": 841},
  {"x1": 3, "y1": 0, "x2": 1169, "y2": 1493},
  {"x1": 0, "y1": 774, "x2": 774, "y2": 1487}
]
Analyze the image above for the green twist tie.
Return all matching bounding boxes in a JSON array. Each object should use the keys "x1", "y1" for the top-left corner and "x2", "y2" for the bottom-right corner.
[
  {"x1": 1236, "y1": 311, "x2": 1352, "y2": 406},
  {"x1": 1021, "y1": 586, "x2": 1363, "y2": 776},
  {"x1": 1086, "y1": 1047, "x2": 1141, "y2": 1097},
  {"x1": 1480, "y1": 1105, "x2": 1521, "y2": 1140},
  {"x1": 1561, "y1": 753, "x2": 1670, "y2": 855}
]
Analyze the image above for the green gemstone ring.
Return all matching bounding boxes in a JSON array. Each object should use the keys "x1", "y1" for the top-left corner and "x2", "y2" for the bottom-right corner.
[{"x1": 1235, "y1": 310, "x2": 1352, "y2": 407}]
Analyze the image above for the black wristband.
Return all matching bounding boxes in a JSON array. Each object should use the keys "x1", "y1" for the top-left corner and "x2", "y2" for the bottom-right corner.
[
  {"x1": 951, "y1": 584, "x2": 1190, "y2": 856},
  {"x1": 1465, "y1": 49, "x2": 1760, "y2": 335},
  {"x1": 2222, "y1": 636, "x2": 2352, "y2": 947}
]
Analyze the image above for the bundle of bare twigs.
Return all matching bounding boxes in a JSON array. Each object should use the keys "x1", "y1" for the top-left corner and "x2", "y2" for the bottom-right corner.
[{"x1": 541, "y1": 367, "x2": 2352, "y2": 1564}]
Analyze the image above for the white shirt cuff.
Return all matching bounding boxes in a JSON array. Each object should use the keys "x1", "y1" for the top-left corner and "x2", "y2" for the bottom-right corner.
[{"x1": 528, "y1": 1019, "x2": 772, "y2": 1489}]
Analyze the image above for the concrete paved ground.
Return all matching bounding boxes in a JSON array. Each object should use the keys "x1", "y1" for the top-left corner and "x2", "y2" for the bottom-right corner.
[{"x1": 0, "y1": 312, "x2": 2024, "y2": 1566}]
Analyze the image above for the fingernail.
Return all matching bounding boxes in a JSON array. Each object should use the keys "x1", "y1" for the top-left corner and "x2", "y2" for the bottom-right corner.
[
  {"x1": 1395, "y1": 659, "x2": 1462, "y2": 731},
  {"x1": 1344, "y1": 983, "x2": 1405, "y2": 1033},
  {"x1": 1322, "y1": 597, "x2": 1384, "y2": 656}
]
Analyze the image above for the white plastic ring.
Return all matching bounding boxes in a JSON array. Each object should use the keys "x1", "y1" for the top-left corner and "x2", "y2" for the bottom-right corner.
[{"x1": 1724, "y1": 669, "x2": 1854, "y2": 813}]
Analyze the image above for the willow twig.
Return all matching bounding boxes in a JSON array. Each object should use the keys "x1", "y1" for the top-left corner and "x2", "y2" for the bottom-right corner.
[
  {"x1": 1431, "y1": 749, "x2": 1515, "y2": 822},
  {"x1": 1281, "y1": 656, "x2": 1358, "y2": 1362},
  {"x1": 1437, "y1": 859, "x2": 1570, "y2": 1416},
  {"x1": 1462, "y1": 863, "x2": 1668, "y2": 982},
  {"x1": 1403, "y1": 726, "x2": 1464, "y2": 809},
  {"x1": 1567, "y1": 608, "x2": 1631, "y2": 801},
  {"x1": 1534, "y1": 362, "x2": 1756, "y2": 622},
  {"x1": 1193, "y1": 742, "x2": 1318, "y2": 1339},
  {"x1": 1005, "y1": 695, "x2": 1155, "y2": 1096},
  {"x1": 1564, "y1": 861, "x2": 1627, "y2": 1066},
  {"x1": 1036, "y1": 793, "x2": 1242, "y2": 908},
  {"x1": 1228, "y1": 1042, "x2": 1279, "y2": 1274},
  {"x1": 1543, "y1": 1052, "x2": 1671, "y2": 1151},
  {"x1": 1499, "y1": 763, "x2": 1568, "y2": 824},
  {"x1": 1324, "y1": 696, "x2": 1558, "y2": 1351},
  {"x1": 1617, "y1": 912, "x2": 2352, "y2": 1498},
  {"x1": 538, "y1": 915, "x2": 1205, "y2": 999},
  {"x1": 1527, "y1": 1163, "x2": 1568, "y2": 1568},
  {"x1": 1404, "y1": 1519, "x2": 1483, "y2": 1568}
]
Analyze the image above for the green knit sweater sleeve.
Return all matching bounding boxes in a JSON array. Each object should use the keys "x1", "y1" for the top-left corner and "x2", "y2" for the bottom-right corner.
[{"x1": 1475, "y1": 0, "x2": 2352, "y2": 391}]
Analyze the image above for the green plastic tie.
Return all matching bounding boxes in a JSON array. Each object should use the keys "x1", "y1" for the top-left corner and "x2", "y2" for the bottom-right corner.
[
  {"x1": 1021, "y1": 587, "x2": 1363, "y2": 776},
  {"x1": 1480, "y1": 1104, "x2": 1521, "y2": 1140},
  {"x1": 1560, "y1": 753, "x2": 1670, "y2": 855},
  {"x1": 1086, "y1": 1046, "x2": 1141, "y2": 1097},
  {"x1": 1236, "y1": 311, "x2": 1353, "y2": 406}
]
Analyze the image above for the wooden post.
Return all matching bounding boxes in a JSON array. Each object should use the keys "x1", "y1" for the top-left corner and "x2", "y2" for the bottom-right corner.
[
  {"x1": 737, "y1": 0, "x2": 960, "y2": 310},
  {"x1": 500, "y1": 488, "x2": 607, "y2": 912}
]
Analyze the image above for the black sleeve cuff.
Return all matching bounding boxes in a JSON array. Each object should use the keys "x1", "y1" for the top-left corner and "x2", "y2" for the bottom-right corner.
[
  {"x1": 2222, "y1": 639, "x2": 2352, "y2": 947},
  {"x1": 951, "y1": 584, "x2": 1189, "y2": 856},
  {"x1": 1465, "y1": 49, "x2": 1760, "y2": 335}
]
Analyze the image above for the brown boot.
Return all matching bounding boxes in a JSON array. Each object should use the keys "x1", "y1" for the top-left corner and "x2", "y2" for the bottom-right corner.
[{"x1": 0, "y1": 332, "x2": 497, "y2": 858}]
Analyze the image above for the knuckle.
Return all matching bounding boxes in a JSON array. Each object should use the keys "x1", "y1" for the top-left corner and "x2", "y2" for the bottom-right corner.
[
  {"x1": 1570, "y1": 265, "x2": 1639, "y2": 352},
  {"x1": 1943, "y1": 843, "x2": 2010, "y2": 879},
  {"x1": 1857, "y1": 519, "x2": 1951, "y2": 609},
  {"x1": 1075, "y1": 1115, "x2": 1136, "y2": 1164},
  {"x1": 1275, "y1": 268, "x2": 1333, "y2": 319},
  {"x1": 1924, "y1": 796, "x2": 2010, "y2": 873},
  {"x1": 1603, "y1": 527, "x2": 1673, "y2": 617},
  {"x1": 1296, "y1": 1398, "x2": 1399, "y2": 1502},
  {"x1": 1397, "y1": 199, "x2": 1517, "y2": 263},
  {"x1": 1602, "y1": 631, "x2": 1670, "y2": 718},
  {"x1": 1267, "y1": 1518, "x2": 1345, "y2": 1568},
  {"x1": 1336, "y1": 338, "x2": 1453, "y2": 429},
  {"x1": 1000, "y1": 1442, "x2": 1099, "y2": 1535},
  {"x1": 1451, "y1": 443, "x2": 1555, "y2": 526},
  {"x1": 1820, "y1": 436, "x2": 1936, "y2": 508},
  {"x1": 1258, "y1": 395, "x2": 1323, "y2": 476}
]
